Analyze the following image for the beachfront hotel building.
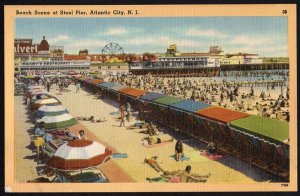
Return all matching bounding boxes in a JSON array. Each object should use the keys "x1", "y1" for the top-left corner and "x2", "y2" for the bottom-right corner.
[
  {"x1": 128, "y1": 45, "x2": 288, "y2": 74},
  {"x1": 128, "y1": 45, "x2": 223, "y2": 76},
  {"x1": 14, "y1": 36, "x2": 90, "y2": 74}
]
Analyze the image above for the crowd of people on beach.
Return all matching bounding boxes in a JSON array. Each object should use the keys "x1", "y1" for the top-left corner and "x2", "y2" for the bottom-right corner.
[{"x1": 106, "y1": 70, "x2": 289, "y2": 122}]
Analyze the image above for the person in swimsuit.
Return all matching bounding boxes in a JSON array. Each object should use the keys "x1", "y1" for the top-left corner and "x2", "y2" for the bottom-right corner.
[
  {"x1": 143, "y1": 136, "x2": 173, "y2": 145},
  {"x1": 175, "y1": 140, "x2": 183, "y2": 161}
]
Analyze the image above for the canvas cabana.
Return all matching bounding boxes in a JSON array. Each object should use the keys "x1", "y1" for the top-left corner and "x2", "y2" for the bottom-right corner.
[
  {"x1": 139, "y1": 92, "x2": 165, "y2": 102},
  {"x1": 149, "y1": 96, "x2": 185, "y2": 126},
  {"x1": 229, "y1": 115, "x2": 289, "y2": 175},
  {"x1": 229, "y1": 115, "x2": 289, "y2": 145},
  {"x1": 97, "y1": 82, "x2": 118, "y2": 90},
  {"x1": 168, "y1": 100, "x2": 211, "y2": 135},
  {"x1": 194, "y1": 107, "x2": 249, "y2": 152},
  {"x1": 89, "y1": 79, "x2": 103, "y2": 86},
  {"x1": 123, "y1": 88, "x2": 147, "y2": 98},
  {"x1": 110, "y1": 84, "x2": 127, "y2": 92},
  {"x1": 118, "y1": 87, "x2": 147, "y2": 110},
  {"x1": 137, "y1": 92, "x2": 166, "y2": 119},
  {"x1": 96, "y1": 82, "x2": 118, "y2": 98},
  {"x1": 104, "y1": 84, "x2": 127, "y2": 101}
]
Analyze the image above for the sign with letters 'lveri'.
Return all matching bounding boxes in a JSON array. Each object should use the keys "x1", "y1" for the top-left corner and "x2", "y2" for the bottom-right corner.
[{"x1": 14, "y1": 39, "x2": 38, "y2": 54}]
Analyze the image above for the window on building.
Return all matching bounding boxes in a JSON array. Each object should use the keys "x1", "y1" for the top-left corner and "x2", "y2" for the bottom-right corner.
[
  {"x1": 98, "y1": 66, "x2": 101, "y2": 69},
  {"x1": 108, "y1": 66, "x2": 111, "y2": 69},
  {"x1": 117, "y1": 66, "x2": 120, "y2": 69}
]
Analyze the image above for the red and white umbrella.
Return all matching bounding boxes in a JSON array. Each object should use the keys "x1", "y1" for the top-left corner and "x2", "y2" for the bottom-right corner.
[{"x1": 48, "y1": 139, "x2": 111, "y2": 170}]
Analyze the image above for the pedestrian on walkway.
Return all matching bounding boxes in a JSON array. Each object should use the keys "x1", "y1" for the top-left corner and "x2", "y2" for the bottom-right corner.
[{"x1": 76, "y1": 82, "x2": 80, "y2": 93}]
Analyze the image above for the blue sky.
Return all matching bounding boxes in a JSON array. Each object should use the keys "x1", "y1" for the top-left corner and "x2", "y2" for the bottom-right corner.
[{"x1": 15, "y1": 17, "x2": 288, "y2": 57}]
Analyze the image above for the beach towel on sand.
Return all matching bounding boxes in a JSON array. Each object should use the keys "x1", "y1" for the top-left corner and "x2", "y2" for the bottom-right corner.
[
  {"x1": 146, "y1": 177, "x2": 168, "y2": 183},
  {"x1": 111, "y1": 153, "x2": 128, "y2": 159},
  {"x1": 170, "y1": 155, "x2": 190, "y2": 161},
  {"x1": 200, "y1": 151, "x2": 225, "y2": 161},
  {"x1": 109, "y1": 111, "x2": 120, "y2": 115}
]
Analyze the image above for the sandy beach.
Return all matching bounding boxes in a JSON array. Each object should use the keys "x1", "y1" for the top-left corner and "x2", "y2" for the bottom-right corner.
[{"x1": 15, "y1": 83, "x2": 278, "y2": 183}]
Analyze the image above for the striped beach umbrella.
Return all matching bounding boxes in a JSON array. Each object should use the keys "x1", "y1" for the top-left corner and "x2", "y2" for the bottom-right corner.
[
  {"x1": 32, "y1": 98, "x2": 61, "y2": 110},
  {"x1": 48, "y1": 139, "x2": 111, "y2": 170},
  {"x1": 37, "y1": 113, "x2": 77, "y2": 129},
  {"x1": 27, "y1": 89, "x2": 47, "y2": 98},
  {"x1": 36, "y1": 105, "x2": 68, "y2": 118},
  {"x1": 30, "y1": 93, "x2": 56, "y2": 105},
  {"x1": 30, "y1": 90, "x2": 48, "y2": 96}
]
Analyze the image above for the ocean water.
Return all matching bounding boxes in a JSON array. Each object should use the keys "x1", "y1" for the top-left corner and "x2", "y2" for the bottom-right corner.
[{"x1": 219, "y1": 69, "x2": 289, "y2": 83}]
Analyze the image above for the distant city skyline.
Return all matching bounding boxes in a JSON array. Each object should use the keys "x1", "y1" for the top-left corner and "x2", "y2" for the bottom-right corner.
[{"x1": 15, "y1": 17, "x2": 288, "y2": 57}]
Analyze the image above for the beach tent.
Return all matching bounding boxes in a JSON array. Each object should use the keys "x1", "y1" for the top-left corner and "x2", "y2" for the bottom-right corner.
[
  {"x1": 139, "y1": 92, "x2": 165, "y2": 102},
  {"x1": 37, "y1": 113, "x2": 77, "y2": 129},
  {"x1": 194, "y1": 107, "x2": 249, "y2": 124},
  {"x1": 123, "y1": 88, "x2": 147, "y2": 98},
  {"x1": 97, "y1": 82, "x2": 118, "y2": 89},
  {"x1": 32, "y1": 98, "x2": 61, "y2": 110},
  {"x1": 148, "y1": 96, "x2": 185, "y2": 125},
  {"x1": 117, "y1": 87, "x2": 133, "y2": 93},
  {"x1": 48, "y1": 139, "x2": 111, "y2": 170},
  {"x1": 170, "y1": 100, "x2": 210, "y2": 113},
  {"x1": 152, "y1": 95, "x2": 185, "y2": 107},
  {"x1": 36, "y1": 105, "x2": 68, "y2": 118},
  {"x1": 229, "y1": 115, "x2": 289, "y2": 145},
  {"x1": 89, "y1": 79, "x2": 103, "y2": 86},
  {"x1": 162, "y1": 100, "x2": 210, "y2": 133},
  {"x1": 110, "y1": 84, "x2": 127, "y2": 92}
]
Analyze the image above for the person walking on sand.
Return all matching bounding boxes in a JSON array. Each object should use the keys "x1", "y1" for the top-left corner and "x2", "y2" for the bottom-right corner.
[
  {"x1": 126, "y1": 102, "x2": 131, "y2": 122},
  {"x1": 119, "y1": 105, "x2": 126, "y2": 127},
  {"x1": 46, "y1": 82, "x2": 51, "y2": 92},
  {"x1": 76, "y1": 82, "x2": 80, "y2": 93}
]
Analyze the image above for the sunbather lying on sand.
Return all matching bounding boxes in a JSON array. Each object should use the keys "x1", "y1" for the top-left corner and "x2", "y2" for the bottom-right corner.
[
  {"x1": 162, "y1": 165, "x2": 211, "y2": 183},
  {"x1": 141, "y1": 136, "x2": 174, "y2": 145},
  {"x1": 138, "y1": 122, "x2": 162, "y2": 136},
  {"x1": 126, "y1": 122, "x2": 148, "y2": 130},
  {"x1": 76, "y1": 116, "x2": 107, "y2": 123},
  {"x1": 144, "y1": 156, "x2": 166, "y2": 173},
  {"x1": 76, "y1": 116, "x2": 94, "y2": 121}
]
